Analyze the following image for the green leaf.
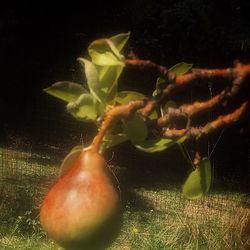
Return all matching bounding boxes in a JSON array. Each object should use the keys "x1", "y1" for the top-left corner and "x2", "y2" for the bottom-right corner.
[
  {"x1": 152, "y1": 89, "x2": 157, "y2": 97},
  {"x1": 67, "y1": 93, "x2": 98, "y2": 122},
  {"x1": 106, "y1": 84, "x2": 118, "y2": 104},
  {"x1": 77, "y1": 58, "x2": 105, "y2": 104},
  {"x1": 163, "y1": 100, "x2": 177, "y2": 114},
  {"x1": 135, "y1": 138, "x2": 173, "y2": 153},
  {"x1": 102, "y1": 133, "x2": 129, "y2": 150},
  {"x1": 59, "y1": 148, "x2": 82, "y2": 177},
  {"x1": 115, "y1": 91, "x2": 158, "y2": 120},
  {"x1": 152, "y1": 77, "x2": 166, "y2": 97},
  {"x1": 200, "y1": 158, "x2": 212, "y2": 194},
  {"x1": 122, "y1": 114, "x2": 148, "y2": 143},
  {"x1": 176, "y1": 135, "x2": 188, "y2": 144},
  {"x1": 169, "y1": 62, "x2": 193, "y2": 76},
  {"x1": 149, "y1": 111, "x2": 159, "y2": 120},
  {"x1": 78, "y1": 58, "x2": 124, "y2": 106},
  {"x1": 43, "y1": 81, "x2": 86, "y2": 103},
  {"x1": 182, "y1": 157, "x2": 212, "y2": 199},
  {"x1": 88, "y1": 38, "x2": 124, "y2": 66},
  {"x1": 97, "y1": 65, "x2": 124, "y2": 104},
  {"x1": 115, "y1": 91, "x2": 146, "y2": 104},
  {"x1": 110, "y1": 32, "x2": 130, "y2": 52}
]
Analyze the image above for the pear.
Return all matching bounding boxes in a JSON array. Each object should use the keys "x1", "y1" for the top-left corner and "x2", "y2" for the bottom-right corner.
[{"x1": 40, "y1": 149, "x2": 122, "y2": 250}]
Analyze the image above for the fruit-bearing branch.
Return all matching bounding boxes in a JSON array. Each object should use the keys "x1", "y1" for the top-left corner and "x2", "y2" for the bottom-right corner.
[
  {"x1": 157, "y1": 93, "x2": 222, "y2": 127},
  {"x1": 91, "y1": 100, "x2": 145, "y2": 152},
  {"x1": 92, "y1": 98, "x2": 248, "y2": 152},
  {"x1": 162, "y1": 101, "x2": 248, "y2": 139},
  {"x1": 91, "y1": 60, "x2": 249, "y2": 152},
  {"x1": 126, "y1": 59, "x2": 249, "y2": 138},
  {"x1": 126, "y1": 60, "x2": 250, "y2": 116}
]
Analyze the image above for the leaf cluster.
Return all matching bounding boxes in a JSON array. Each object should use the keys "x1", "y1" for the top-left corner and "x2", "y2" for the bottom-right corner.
[{"x1": 44, "y1": 33, "x2": 211, "y2": 199}]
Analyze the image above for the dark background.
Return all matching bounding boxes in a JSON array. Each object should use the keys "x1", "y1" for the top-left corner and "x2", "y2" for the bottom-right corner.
[{"x1": 1, "y1": 1, "x2": 250, "y2": 189}]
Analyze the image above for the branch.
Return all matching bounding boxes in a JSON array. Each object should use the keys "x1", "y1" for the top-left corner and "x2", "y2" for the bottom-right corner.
[
  {"x1": 91, "y1": 100, "x2": 146, "y2": 152},
  {"x1": 162, "y1": 101, "x2": 248, "y2": 139},
  {"x1": 90, "y1": 60, "x2": 249, "y2": 153},
  {"x1": 126, "y1": 59, "x2": 250, "y2": 116},
  {"x1": 158, "y1": 94, "x2": 222, "y2": 127},
  {"x1": 202, "y1": 101, "x2": 248, "y2": 135},
  {"x1": 157, "y1": 89, "x2": 229, "y2": 127},
  {"x1": 125, "y1": 59, "x2": 168, "y2": 77}
]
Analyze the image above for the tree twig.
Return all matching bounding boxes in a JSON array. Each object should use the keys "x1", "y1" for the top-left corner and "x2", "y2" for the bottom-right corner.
[
  {"x1": 125, "y1": 59, "x2": 168, "y2": 77},
  {"x1": 157, "y1": 92, "x2": 224, "y2": 127},
  {"x1": 162, "y1": 101, "x2": 248, "y2": 139},
  {"x1": 126, "y1": 59, "x2": 250, "y2": 116},
  {"x1": 91, "y1": 100, "x2": 146, "y2": 152},
  {"x1": 90, "y1": 60, "x2": 249, "y2": 153}
]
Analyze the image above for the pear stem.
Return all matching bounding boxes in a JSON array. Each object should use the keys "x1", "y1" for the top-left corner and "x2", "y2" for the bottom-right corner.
[{"x1": 91, "y1": 100, "x2": 146, "y2": 153}]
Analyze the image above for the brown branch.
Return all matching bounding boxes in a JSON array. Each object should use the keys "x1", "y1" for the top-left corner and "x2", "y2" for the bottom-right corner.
[
  {"x1": 157, "y1": 92, "x2": 224, "y2": 127},
  {"x1": 162, "y1": 101, "x2": 248, "y2": 139},
  {"x1": 90, "y1": 61, "x2": 249, "y2": 153},
  {"x1": 91, "y1": 100, "x2": 146, "y2": 152},
  {"x1": 162, "y1": 64, "x2": 250, "y2": 100},
  {"x1": 202, "y1": 101, "x2": 248, "y2": 135},
  {"x1": 126, "y1": 59, "x2": 250, "y2": 87},
  {"x1": 125, "y1": 59, "x2": 168, "y2": 77},
  {"x1": 174, "y1": 67, "x2": 233, "y2": 86},
  {"x1": 157, "y1": 107, "x2": 187, "y2": 127},
  {"x1": 125, "y1": 59, "x2": 250, "y2": 116},
  {"x1": 180, "y1": 93, "x2": 222, "y2": 118}
]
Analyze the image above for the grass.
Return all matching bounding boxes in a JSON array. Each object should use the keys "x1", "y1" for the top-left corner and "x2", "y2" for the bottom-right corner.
[{"x1": 0, "y1": 147, "x2": 250, "y2": 249}]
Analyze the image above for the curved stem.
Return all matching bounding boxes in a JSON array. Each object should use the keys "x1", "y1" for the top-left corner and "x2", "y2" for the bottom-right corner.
[{"x1": 91, "y1": 100, "x2": 146, "y2": 153}]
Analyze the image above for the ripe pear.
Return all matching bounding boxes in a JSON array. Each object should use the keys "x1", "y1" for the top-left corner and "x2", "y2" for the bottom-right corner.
[{"x1": 40, "y1": 149, "x2": 122, "y2": 250}]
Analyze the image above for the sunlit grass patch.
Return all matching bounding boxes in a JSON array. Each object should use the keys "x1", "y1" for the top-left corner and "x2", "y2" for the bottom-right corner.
[
  {"x1": 0, "y1": 147, "x2": 249, "y2": 249},
  {"x1": 110, "y1": 187, "x2": 250, "y2": 250}
]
